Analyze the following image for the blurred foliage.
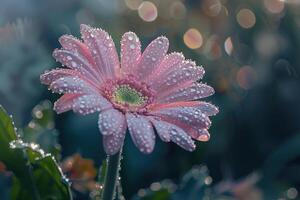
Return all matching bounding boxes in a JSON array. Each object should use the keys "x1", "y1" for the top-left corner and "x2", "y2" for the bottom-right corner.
[
  {"x1": 0, "y1": 105, "x2": 72, "y2": 199},
  {"x1": 20, "y1": 101, "x2": 61, "y2": 159},
  {"x1": 0, "y1": 19, "x2": 53, "y2": 125}
]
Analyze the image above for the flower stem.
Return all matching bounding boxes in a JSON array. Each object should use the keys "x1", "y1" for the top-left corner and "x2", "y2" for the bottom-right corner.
[{"x1": 101, "y1": 149, "x2": 122, "y2": 200}]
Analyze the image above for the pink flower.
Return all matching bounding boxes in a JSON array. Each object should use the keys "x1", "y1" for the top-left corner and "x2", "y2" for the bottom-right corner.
[{"x1": 41, "y1": 24, "x2": 218, "y2": 155}]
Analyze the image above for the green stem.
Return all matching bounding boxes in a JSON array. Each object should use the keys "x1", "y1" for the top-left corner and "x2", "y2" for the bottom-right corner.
[{"x1": 101, "y1": 149, "x2": 122, "y2": 200}]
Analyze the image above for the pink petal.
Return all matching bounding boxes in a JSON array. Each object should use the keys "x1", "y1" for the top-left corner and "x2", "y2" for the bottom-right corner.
[
  {"x1": 151, "y1": 106, "x2": 211, "y2": 130},
  {"x1": 72, "y1": 94, "x2": 112, "y2": 115},
  {"x1": 135, "y1": 36, "x2": 169, "y2": 80},
  {"x1": 196, "y1": 129, "x2": 210, "y2": 142},
  {"x1": 49, "y1": 76, "x2": 97, "y2": 94},
  {"x1": 52, "y1": 49, "x2": 100, "y2": 84},
  {"x1": 148, "y1": 117, "x2": 171, "y2": 142},
  {"x1": 156, "y1": 115, "x2": 211, "y2": 141},
  {"x1": 168, "y1": 125, "x2": 196, "y2": 151},
  {"x1": 148, "y1": 101, "x2": 202, "y2": 111},
  {"x1": 156, "y1": 82, "x2": 215, "y2": 103},
  {"x1": 53, "y1": 94, "x2": 81, "y2": 114},
  {"x1": 80, "y1": 24, "x2": 119, "y2": 80},
  {"x1": 150, "y1": 117, "x2": 195, "y2": 151},
  {"x1": 148, "y1": 52, "x2": 185, "y2": 86},
  {"x1": 120, "y1": 32, "x2": 141, "y2": 75},
  {"x1": 40, "y1": 68, "x2": 80, "y2": 85},
  {"x1": 149, "y1": 101, "x2": 218, "y2": 117},
  {"x1": 99, "y1": 109, "x2": 127, "y2": 155},
  {"x1": 195, "y1": 102, "x2": 219, "y2": 116},
  {"x1": 155, "y1": 61, "x2": 205, "y2": 95},
  {"x1": 59, "y1": 35, "x2": 102, "y2": 80},
  {"x1": 126, "y1": 113, "x2": 155, "y2": 154},
  {"x1": 98, "y1": 109, "x2": 125, "y2": 135}
]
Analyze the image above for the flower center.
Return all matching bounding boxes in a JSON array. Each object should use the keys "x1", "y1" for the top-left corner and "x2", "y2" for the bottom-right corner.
[
  {"x1": 112, "y1": 85, "x2": 147, "y2": 106},
  {"x1": 102, "y1": 75, "x2": 154, "y2": 113}
]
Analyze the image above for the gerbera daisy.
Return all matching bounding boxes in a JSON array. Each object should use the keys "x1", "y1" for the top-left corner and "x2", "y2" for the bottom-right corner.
[{"x1": 40, "y1": 24, "x2": 218, "y2": 155}]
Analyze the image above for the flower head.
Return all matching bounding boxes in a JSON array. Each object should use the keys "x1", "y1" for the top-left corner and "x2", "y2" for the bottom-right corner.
[{"x1": 41, "y1": 24, "x2": 218, "y2": 155}]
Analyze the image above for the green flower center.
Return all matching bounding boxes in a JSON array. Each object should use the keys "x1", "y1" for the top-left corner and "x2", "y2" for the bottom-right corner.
[{"x1": 113, "y1": 85, "x2": 147, "y2": 106}]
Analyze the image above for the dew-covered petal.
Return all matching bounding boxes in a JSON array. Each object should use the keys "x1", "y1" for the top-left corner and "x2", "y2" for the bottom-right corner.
[
  {"x1": 168, "y1": 126, "x2": 196, "y2": 151},
  {"x1": 40, "y1": 68, "x2": 80, "y2": 85},
  {"x1": 80, "y1": 24, "x2": 119, "y2": 80},
  {"x1": 149, "y1": 101, "x2": 218, "y2": 117},
  {"x1": 196, "y1": 129, "x2": 210, "y2": 142},
  {"x1": 99, "y1": 109, "x2": 127, "y2": 155},
  {"x1": 120, "y1": 32, "x2": 141, "y2": 74},
  {"x1": 154, "y1": 114, "x2": 211, "y2": 141},
  {"x1": 98, "y1": 109, "x2": 125, "y2": 135},
  {"x1": 149, "y1": 117, "x2": 195, "y2": 151},
  {"x1": 53, "y1": 49, "x2": 99, "y2": 83},
  {"x1": 53, "y1": 94, "x2": 81, "y2": 114},
  {"x1": 195, "y1": 102, "x2": 219, "y2": 116},
  {"x1": 148, "y1": 52, "x2": 185, "y2": 85},
  {"x1": 72, "y1": 94, "x2": 112, "y2": 115},
  {"x1": 151, "y1": 106, "x2": 211, "y2": 130},
  {"x1": 58, "y1": 35, "x2": 102, "y2": 79},
  {"x1": 155, "y1": 61, "x2": 205, "y2": 95},
  {"x1": 126, "y1": 113, "x2": 155, "y2": 154},
  {"x1": 135, "y1": 36, "x2": 169, "y2": 80},
  {"x1": 148, "y1": 117, "x2": 171, "y2": 142},
  {"x1": 156, "y1": 82, "x2": 215, "y2": 103},
  {"x1": 148, "y1": 101, "x2": 202, "y2": 111},
  {"x1": 49, "y1": 76, "x2": 96, "y2": 94}
]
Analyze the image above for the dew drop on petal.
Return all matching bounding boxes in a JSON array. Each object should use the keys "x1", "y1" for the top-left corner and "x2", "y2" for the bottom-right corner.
[
  {"x1": 128, "y1": 36, "x2": 133, "y2": 41},
  {"x1": 130, "y1": 44, "x2": 135, "y2": 49},
  {"x1": 71, "y1": 61, "x2": 77, "y2": 68}
]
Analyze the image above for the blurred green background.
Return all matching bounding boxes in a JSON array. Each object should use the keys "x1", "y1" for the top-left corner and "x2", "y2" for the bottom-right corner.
[{"x1": 0, "y1": 0, "x2": 300, "y2": 199}]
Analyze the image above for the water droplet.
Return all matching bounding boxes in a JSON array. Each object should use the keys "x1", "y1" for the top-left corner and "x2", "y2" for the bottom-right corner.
[
  {"x1": 130, "y1": 44, "x2": 135, "y2": 49},
  {"x1": 128, "y1": 36, "x2": 133, "y2": 41}
]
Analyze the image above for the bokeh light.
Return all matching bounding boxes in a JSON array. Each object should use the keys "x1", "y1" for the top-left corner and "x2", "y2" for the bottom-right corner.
[
  {"x1": 287, "y1": 188, "x2": 298, "y2": 199},
  {"x1": 183, "y1": 28, "x2": 203, "y2": 49},
  {"x1": 202, "y1": 0, "x2": 222, "y2": 17},
  {"x1": 236, "y1": 66, "x2": 257, "y2": 90},
  {"x1": 169, "y1": 1, "x2": 186, "y2": 19},
  {"x1": 138, "y1": 1, "x2": 158, "y2": 22},
  {"x1": 204, "y1": 35, "x2": 222, "y2": 60},
  {"x1": 124, "y1": 0, "x2": 142, "y2": 10},
  {"x1": 264, "y1": 0, "x2": 285, "y2": 14},
  {"x1": 224, "y1": 37, "x2": 234, "y2": 56},
  {"x1": 236, "y1": 9, "x2": 256, "y2": 29}
]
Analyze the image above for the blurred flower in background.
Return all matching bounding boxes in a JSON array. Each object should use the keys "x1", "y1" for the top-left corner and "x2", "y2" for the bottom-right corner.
[
  {"x1": 61, "y1": 153, "x2": 98, "y2": 193},
  {"x1": 0, "y1": 162, "x2": 5, "y2": 173}
]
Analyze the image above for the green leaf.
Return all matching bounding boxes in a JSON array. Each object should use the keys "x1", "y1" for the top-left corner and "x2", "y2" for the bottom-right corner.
[{"x1": 0, "y1": 105, "x2": 72, "y2": 200}]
